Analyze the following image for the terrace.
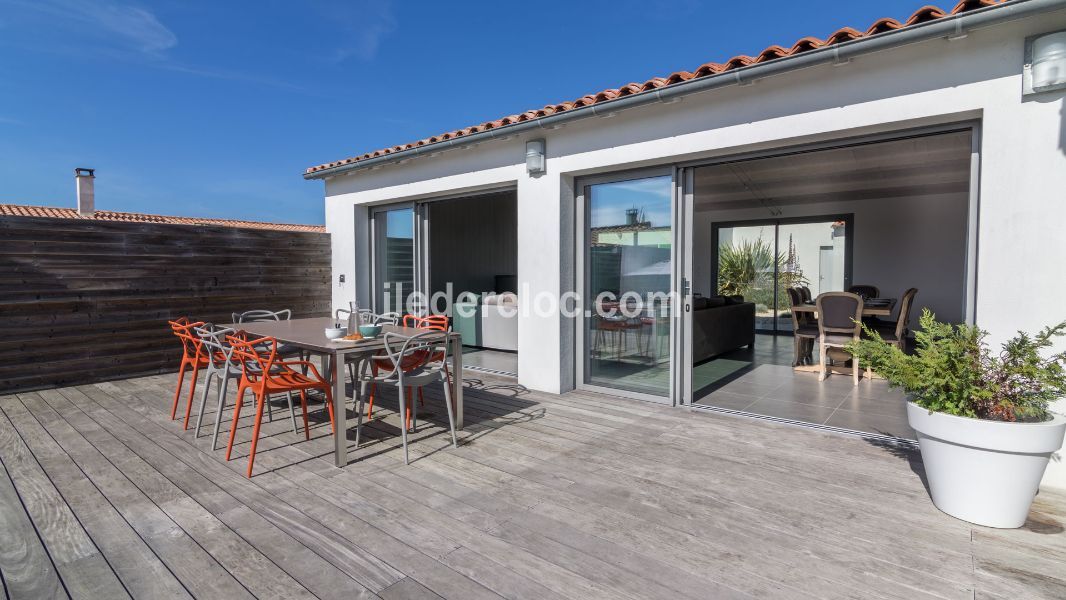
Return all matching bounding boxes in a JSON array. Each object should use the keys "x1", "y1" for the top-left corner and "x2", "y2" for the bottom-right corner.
[{"x1": 2, "y1": 370, "x2": 1064, "y2": 599}]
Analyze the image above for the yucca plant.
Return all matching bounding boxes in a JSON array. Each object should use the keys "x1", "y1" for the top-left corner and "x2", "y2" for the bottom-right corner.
[
  {"x1": 848, "y1": 309, "x2": 1066, "y2": 422},
  {"x1": 717, "y1": 238, "x2": 807, "y2": 310}
]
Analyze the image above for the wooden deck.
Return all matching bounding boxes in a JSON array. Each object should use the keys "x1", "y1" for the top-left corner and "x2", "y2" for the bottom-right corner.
[{"x1": 1, "y1": 371, "x2": 1064, "y2": 599}]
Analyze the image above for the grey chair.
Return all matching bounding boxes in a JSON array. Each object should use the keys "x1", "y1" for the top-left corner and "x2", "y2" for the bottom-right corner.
[
  {"x1": 193, "y1": 324, "x2": 300, "y2": 450},
  {"x1": 846, "y1": 285, "x2": 880, "y2": 300},
  {"x1": 331, "y1": 309, "x2": 401, "y2": 385},
  {"x1": 787, "y1": 287, "x2": 818, "y2": 366},
  {"x1": 335, "y1": 308, "x2": 400, "y2": 327},
  {"x1": 355, "y1": 330, "x2": 458, "y2": 465},
  {"x1": 234, "y1": 308, "x2": 308, "y2": 368},
  {"x1": 815, "y1": 292, "x2": 865, "y2": 385}
]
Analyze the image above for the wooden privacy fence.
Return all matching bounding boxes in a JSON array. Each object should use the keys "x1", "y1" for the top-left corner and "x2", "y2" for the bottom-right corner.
[{"x1": 0, "y1": 216, "x2": 331, "y2": 392}]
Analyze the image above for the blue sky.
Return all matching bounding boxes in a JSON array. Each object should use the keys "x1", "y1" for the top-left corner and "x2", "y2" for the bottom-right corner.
[{"x1": 0, "y1": 0, "x2": 929, "y2": 225}]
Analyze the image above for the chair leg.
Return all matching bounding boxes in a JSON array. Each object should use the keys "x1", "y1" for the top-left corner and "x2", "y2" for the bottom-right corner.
[
  {"x1": 226, "y1": 384, "x2": 247, "y2": 461},
  {"x1": 792, "y1": 336, "x2": 801, "y2": 367},
  {"x1": 183, "y1": 363, "x2": 201, "y2": 430},
  {"x1": 265, "y1": 393, "x2": 273, "y2": 423},
  {"x1": 418, "y1": 386, "x2": 424, "y2": 407},
  {"x1": 246, "y1": 393, "x2": 268, "y2": 478},
  {"x1": 324, "y1": 385, "x2": 335, "y2": 434},
  {"x1": 405, "y1": 387, "x2": 413, "y2": 432},
  {"x1": 211, "y1": 376, "x2": 230, "y2": 451},
  {"x1": 286, "y1": 391, "x2": 299, "y2": 435},
  {"x1": 411, "y1": 388, "x2": 418, "y2": 432},
  {"x1": 443, "y1": 364, "x2": 453, "y2": 402},
  {"x1": 171, "y1": 362, "x2": 187, "y2": 420},
  {"x1": 818, "y1": 338, "x2": 827, "y2": 382},
  {"x1": 196, "y1": 370, "x2": 216, "y2": 436},
  {"x1": 367, "y1": 363, "x2": 379, "y2": 419},
  {"x1": 299, "y1": 391, "x2": 310, "y2": 440},
  {"x1": 194, "y1": 372, "x2": 213, "y2": 437},
  {"x1": 398, "y1": 385, "x2": 410, "y2": 465},
  {"x1": 354, "y1": 383, "x2": 366, "y2": 450},
  {"x1": 442, "y1": 377, "x2": 458, "y2": 449}
]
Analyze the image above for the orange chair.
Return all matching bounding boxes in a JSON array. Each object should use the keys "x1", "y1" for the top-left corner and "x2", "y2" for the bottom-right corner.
[
  {"x1": 366, "y1": 314, "x2": 451, "y2": 428},
  {"x1": 169, "y1": 317, "x2": 207, "y2": 427},
  {"x1": 224, "y1": 333, "x2": 335, "y2": 478}
]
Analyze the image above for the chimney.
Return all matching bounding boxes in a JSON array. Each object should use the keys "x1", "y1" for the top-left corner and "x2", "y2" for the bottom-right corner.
[{"x1": 75, "y1": 168, "x2": 95, "y2": 216}]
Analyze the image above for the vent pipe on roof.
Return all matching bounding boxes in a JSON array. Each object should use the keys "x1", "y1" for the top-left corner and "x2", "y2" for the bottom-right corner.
[{"x1": 75, "y1": 167, "x2": 95, "y2": 216}]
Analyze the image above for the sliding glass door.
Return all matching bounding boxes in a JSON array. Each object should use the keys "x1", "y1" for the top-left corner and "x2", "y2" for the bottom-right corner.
[
  {"x1": 372, "y1": 206, "x2": 416, "y2": 313},
  {"x1": 580, "y1": 172, "x2": 676, "y2": 399},
  {"x1": 713, "y1": 216, "x2": 850, "y2": 334}
]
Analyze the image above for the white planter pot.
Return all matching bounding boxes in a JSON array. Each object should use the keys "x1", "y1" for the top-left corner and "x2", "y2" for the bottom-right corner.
[{"x1": 907, "y1": 402, "x2": 1066, "y2": 528}]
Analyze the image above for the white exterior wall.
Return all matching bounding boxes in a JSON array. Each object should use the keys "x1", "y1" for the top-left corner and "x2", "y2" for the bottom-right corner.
[{"x1": 322, "y1": 11, "x2": 1066, "y2": 487}]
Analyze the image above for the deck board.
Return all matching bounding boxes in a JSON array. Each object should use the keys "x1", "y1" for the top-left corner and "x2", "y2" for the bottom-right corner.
[
  {"x1": 0, "y1": 431, "x2": 64, "y2": 600},
  {"x1": 1, "y1": 370, "x2": 1064, "y2": 599}
]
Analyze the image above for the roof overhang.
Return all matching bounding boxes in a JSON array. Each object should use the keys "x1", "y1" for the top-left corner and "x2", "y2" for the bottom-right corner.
[{"x1": 304, "y1": 0, "x2": 1061, "y2": 181}]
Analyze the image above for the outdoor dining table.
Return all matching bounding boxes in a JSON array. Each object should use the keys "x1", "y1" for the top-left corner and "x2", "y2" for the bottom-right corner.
[{"x1": 226, "y1": 317, "x2": 464, "y2": 467}]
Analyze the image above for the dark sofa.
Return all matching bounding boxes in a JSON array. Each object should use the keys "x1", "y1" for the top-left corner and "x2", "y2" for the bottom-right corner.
[{"x1": 692, "y1": 296, "x2": 756, "y2": 362}]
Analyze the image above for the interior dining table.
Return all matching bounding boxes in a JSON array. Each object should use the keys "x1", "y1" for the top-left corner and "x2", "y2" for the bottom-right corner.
[
  {"x1": 790, "y1": 297, "x2": 896, "y2": 318},
  {"x1": 790, "y1": 297, "x2": 896, "y2": 374},
  {"x1": 226, "y1": 317, "x2": 464, "y2": 467}
]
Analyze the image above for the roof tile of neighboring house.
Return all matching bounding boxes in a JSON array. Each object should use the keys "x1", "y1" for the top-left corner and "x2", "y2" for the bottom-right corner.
[
  {"x1": 0, "y1": 204, "x2": 326, "y2": 233},
  {"x1": 305, "y1": 0, "x2": 1002, "y2": 175}
]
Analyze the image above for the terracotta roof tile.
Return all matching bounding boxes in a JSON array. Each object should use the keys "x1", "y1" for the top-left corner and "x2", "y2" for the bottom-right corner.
[
  {"x1": 305, "y1": 0, "x2": 1003, "y2": 176},
  {"x1": 0, "y1": 204, "x2": 326, "y2": 233}
]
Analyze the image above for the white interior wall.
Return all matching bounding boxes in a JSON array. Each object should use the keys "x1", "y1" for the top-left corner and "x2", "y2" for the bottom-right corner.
[{"x1": 693, "y1": 191, "x2": 970, "y2": 324}]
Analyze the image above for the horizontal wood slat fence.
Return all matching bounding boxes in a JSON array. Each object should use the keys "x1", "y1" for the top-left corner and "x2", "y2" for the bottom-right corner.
[{"x1": 0, "y1": 216, "x2": 331, "y2": 392}]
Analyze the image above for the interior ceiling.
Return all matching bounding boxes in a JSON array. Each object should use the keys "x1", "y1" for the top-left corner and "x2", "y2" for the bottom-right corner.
[{"x1": 693, "y1": 130, "x2": 972, "y2": 211}]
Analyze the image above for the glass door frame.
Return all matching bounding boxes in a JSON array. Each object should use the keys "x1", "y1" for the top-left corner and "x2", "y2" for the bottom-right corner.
[
  {"x1": 574, "y1": 166, "x2": 682, "y2": 405},
  {"x1": 709, "y1": 214, "x2": 854, "y2": 335},
  {"x1": 369, "y1": 202, "x2": 424, "y2": 314}
]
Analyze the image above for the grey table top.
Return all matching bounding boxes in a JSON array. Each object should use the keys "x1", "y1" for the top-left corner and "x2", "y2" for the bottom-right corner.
[{"x1": 225, "y1": 317, "x2": 457, "y2": 355}]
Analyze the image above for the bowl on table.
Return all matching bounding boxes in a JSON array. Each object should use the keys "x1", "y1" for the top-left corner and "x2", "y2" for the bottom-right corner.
[
  {"x1": 324, "y1": 326, "x2": 348, "y2": 340},
  {"x1": 358, "y1": 324, "x2": 383, "y2": 339}
]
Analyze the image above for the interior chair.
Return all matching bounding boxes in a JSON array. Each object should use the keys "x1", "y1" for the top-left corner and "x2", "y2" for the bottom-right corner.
[
  {"x1": 355, "y1": 330, "x2": 458, "y2": 465},
  {"x1": 787, "y1": 288, "x2": 818, "y2": 366},
  {"x1": 871, "y1": 288, "x2": 918, "y2": 351},
  {"x1": 799, "y1": 286, "x2": 813, "y2": 303},
  {"x1": 224, "y1": 333, "x2": 334, "y2": 478},
  {"x1": 846, "y1": 284, "x2": 880, "y2": 300},
  {"x1": 815, "y1": 292, "x2": 865, "y2": 385},
  {"x1": 168, "y1": 317, "x2": 206, "y2": 424}
]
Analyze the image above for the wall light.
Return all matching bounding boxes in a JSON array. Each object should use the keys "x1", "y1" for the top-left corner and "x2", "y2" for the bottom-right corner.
[
  {"x1": 526, "y1": 139, "x2": 546, "y2": 175},
  {"x1": 1024, "y1": 30, "x2": 1066, "y2": 96}
]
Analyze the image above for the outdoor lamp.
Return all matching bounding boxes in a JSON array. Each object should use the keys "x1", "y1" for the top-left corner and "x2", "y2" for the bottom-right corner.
[
  {"x1": 526, "y1": 139, "x2": 546, "y2": 175},
  {"x1": 1024, "y1": 30, "x2": 1066, "y2": 96}
]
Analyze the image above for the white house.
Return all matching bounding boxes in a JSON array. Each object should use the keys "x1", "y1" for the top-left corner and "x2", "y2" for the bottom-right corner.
[{"x1": 307, "y1": 0, "x2": 1066, "y2": 487}]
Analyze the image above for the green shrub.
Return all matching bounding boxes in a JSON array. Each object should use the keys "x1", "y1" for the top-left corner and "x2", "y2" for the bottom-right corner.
[
  {"x1": 848, "y1": 309, "x2": 1066, "y2": 422},
  {"x1": 717, "y1": 239, "x2": 807, "y2": 311}
]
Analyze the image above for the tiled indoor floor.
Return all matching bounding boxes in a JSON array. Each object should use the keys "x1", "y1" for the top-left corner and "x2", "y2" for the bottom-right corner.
[{"x1": 694, "y1": 335, "x2": 914, "y2": 439}]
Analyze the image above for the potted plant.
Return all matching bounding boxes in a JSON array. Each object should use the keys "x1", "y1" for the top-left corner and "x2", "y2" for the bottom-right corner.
[{"x1": 849, "y1": 310, "x2": 1066, "y2": 528}]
